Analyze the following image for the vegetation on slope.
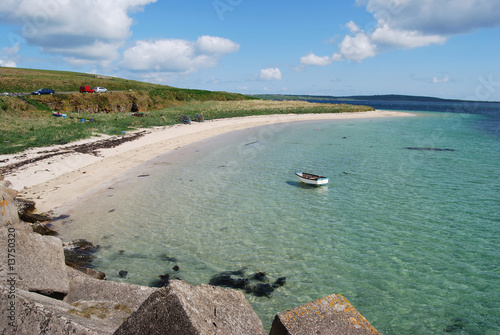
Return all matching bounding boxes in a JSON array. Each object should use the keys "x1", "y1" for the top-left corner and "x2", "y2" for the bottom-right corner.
[{"x1": 0, "y1": 68, "x2": 374, "y2": 155}]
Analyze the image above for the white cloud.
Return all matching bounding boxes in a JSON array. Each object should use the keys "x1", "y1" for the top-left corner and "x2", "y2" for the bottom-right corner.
[
  {"x1": 300, "y1": 53, "x2": 333, "y2": 66},
  {"x1": 258, "y1": 68, "x2": 282, "y2": 81},
  {"x1": 122, "y1": 36, "x2": 240, "y2": 73},
  {"x1": 0, "y1": 59, "x2": 16, "y2": 67},
  {"x1": 338, "y1": 32, "x2": 377, "y2": 62},
  {"x1": 346, "y1": 21, "x2": 361, "y2": 34},
  {"x1": 366, "y1": 0, "x2": 500, "y2": 35},
  {"x1": 371, "y1": 23, "x2": 446, "y2": 49},
  {"x1": 301, "y1": 0, "x2": 500, "y2": 64},
  {"x1": 433, "y1": 75, "x2": 449, "y2": 84},
  {"x1": 196, "y1": 36, "x2": 240, "y2": 54},
  {"x1": 0, "y1": 44, "x2": 20, "y2": 67},
  {"x1": 0, "y1": 0, "x2": 157, "y2": 63}
]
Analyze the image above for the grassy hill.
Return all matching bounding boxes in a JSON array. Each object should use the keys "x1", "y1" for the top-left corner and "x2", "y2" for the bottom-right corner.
[{"x1": 0, "y1": 68, "x2": 374, "y2": 155}]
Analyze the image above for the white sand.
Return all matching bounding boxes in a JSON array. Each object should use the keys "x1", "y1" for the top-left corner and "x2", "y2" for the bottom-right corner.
[{"x1": 0, "y1": 110, "x2": 412, "y2": 213}]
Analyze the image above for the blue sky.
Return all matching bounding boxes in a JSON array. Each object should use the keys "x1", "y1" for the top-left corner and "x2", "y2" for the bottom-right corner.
[{"x1": 1, "y1": 0, "x2": 499, "y2": 100}]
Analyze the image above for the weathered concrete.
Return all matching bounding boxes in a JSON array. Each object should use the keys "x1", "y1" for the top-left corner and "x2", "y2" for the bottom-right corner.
[
  {"x1": 114, "y1": 279, "x2": 267, "y2": 335},
  {"x1": 0, "y1": 180, "x2": 20, "y2": 226},
  {"x1": 0, "y1": 285, "x2": 116, "y2": 335},
  {"x1": 64, "y1": 266, "x2": 156, "y2": 310},
  {"x1": 269, "y1": 294, "x2": 380, "y2": 335},
  {"x1": 0, "y1": 226, "x2": 70, "y2": 295}
]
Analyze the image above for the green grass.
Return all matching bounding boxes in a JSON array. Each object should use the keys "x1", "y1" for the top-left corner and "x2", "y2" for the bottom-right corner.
[
  {"x1": 0, "y1": 100, "x2": 374, "y2": 155},
  {"x1": 0, "y1": 68, "x2": 375, "y2": 155}
]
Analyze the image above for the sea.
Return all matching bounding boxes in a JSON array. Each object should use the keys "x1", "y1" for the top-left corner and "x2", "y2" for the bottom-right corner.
[{"x1": 52, "y1": 99, "x2": 500, "y2": 334}]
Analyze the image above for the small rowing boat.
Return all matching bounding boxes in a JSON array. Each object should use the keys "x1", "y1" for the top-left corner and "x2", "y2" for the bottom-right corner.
[{"x1": 295, "y1": 172, "x2": 329, "y2": 185}]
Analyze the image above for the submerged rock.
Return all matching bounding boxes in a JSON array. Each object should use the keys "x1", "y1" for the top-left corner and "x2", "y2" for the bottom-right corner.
[
  {"x1": 248, "y1": 283, "x2": 274, "y2": 298},
  {"x1": 273, "y1": 277, "x2": 287, "y2": 288},
  {"x1": 63, "y1": 239, "x2": 100, "y2": 268},
  {"x1": 404, "y1": 147, "x2": 456, "y2": 151},
  {"x1": 209, "y1": 269, "x2": 286, "y2": 298},
  {"x1": 31, "y1": 221, "x2": 58, "y2": 236},
  {"x1": 151, "y1": 273, "x2": 170, "y2": 288}
]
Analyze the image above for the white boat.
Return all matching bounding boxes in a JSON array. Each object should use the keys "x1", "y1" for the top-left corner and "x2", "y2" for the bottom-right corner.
[{"x1": 295, "y1": 172, "x2": 329, "y2": 185}]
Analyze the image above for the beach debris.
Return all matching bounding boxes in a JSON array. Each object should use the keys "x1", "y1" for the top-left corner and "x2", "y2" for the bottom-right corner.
[
  {"x1": 194, "y1": 113, "x2": 204, "y2": 122},
  {"x1": 404, "y1": 147, "x2": 456, "y2": 152},
  {"x1": 177, "y1": 114, "x2": 191, "y2": 124},
  {"x1": 0, "y1": 131, "x2": 147, "y2": 176},
  {"x1": 137, "y1": 174, "x2": 150, "y2": 178}
]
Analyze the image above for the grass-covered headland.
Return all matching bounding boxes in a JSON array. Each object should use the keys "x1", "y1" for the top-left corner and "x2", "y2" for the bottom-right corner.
[{"x1": 0, "y1": 68, "x2": 374, "y2": 154}]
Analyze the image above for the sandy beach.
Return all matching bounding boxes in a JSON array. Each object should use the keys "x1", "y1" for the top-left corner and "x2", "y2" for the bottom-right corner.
[{"x1": 0, "y1": 110, "x2": 411, "y2": 213}]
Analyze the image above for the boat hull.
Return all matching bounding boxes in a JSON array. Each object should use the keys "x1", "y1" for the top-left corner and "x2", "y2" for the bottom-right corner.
[{"x1": 295, "y1": 172, "x2": 329, "y2": 185}]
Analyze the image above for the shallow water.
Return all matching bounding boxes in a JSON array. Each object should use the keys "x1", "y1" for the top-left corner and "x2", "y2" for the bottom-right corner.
[{"x1": 53, "y1": 111, "x2": 500, "y2": 334}]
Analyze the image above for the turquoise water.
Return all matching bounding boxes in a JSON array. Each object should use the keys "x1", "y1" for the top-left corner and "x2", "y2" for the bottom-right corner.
[{"x1": 54, "y1": 111, "x2": 500, "y2": 334}]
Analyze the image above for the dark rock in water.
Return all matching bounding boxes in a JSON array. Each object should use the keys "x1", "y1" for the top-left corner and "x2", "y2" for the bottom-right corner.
[
  {"x1": 233, "y1": 278, "x2": 250, "y2": 289},
  {"x1": 252, "y1": 272, "x2": 267, "y2": 281},
  {"x1": 20, "y1": 212, "x2": 52, "y2": 223},
  {"x1": 248, "y1": 283, "x2": 274, "y2": 298},
  {"x1": 119, "y1": 270, "x2": 128, "y2": 278},
  {"x1": 62, "y1": 239, "x2": 100, "y2": 268},
  {"x1": 273, "y1": 277, "x2": 286, "y2": 288},
  {"x1": 444, "y1": 318, "x2": 466, "y2": 333},
  {"x1": 404, "y1": 147, "x2": 456, "y2": 152},
  {"x1": 209, "y1": 269, "x2": 285, "y2": 297},
  {"x1": 14, "y1": 198, "x2": 36, "y2": 217},
  {"x1": 209, "y1": 273, "x2": 250, "y2": 290},
  {"x1": 172, "y1": 265, "x2": 179, "y2": 271},
  {"x1": 151, "y1": 273, "x2": 170, "y2": 287},
  {"x1": 160, "y1": 254, "x2": 178, "y2": 262},
  {"x1": 31, "y1": 221, "x2": 58, "y2": 236},
  {"x1": 209, "y1": 274, "x2": 234, "y2": 287}
]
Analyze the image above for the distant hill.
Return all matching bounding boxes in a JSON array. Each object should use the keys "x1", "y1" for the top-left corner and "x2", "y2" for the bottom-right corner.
[{"x1": 254, "y1": 94, "x2": 497, "y2": 103}]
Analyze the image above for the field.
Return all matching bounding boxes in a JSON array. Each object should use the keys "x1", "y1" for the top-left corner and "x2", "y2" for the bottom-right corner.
[{"x1": 0, "y1": 68, "x2": 374, "y2": 154}]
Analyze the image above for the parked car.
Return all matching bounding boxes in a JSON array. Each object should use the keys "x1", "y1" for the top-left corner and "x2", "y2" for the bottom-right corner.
[
  {"x1": 93, "y1": 87, "x2": 108, "y2": 93},
  {"x1": 80, "y1": 85, "x2": 95, "y2": 93},
  {"x1": 31, "y1": 88, "x2": 55, "y2": 95}
]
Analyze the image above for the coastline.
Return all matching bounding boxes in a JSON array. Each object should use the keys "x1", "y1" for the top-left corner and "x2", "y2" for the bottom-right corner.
[{"x1": 0, "y1": 110, "x2": 412, "y2": 213}]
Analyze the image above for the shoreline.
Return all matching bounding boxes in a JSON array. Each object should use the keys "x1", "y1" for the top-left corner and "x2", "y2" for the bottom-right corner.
[{"x1": 0, "y1": 110, "x2": 413, "y2": 213}]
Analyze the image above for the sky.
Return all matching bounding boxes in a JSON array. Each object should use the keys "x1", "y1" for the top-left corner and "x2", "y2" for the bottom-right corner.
[{"x1": 0, "y1": 0, "x2": 500, "y2": 101}]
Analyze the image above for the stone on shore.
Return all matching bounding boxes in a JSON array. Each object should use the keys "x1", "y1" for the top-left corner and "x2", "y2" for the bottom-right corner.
[
  {"x1": 269, "y1": 294, "x2": 380, "y2": 335},
  {"x1": 64, "y1": 267, "x2": 156, "y2": 310},
  {"x1": 0, "y1": 285, "x2": 116, "y2": 335},
  {"x1": 114, "y1": 279, "x2": 267, "y2": 335},
  {"x1": 0, "y1": 226, "x2": 70, "y2": 296},
  {"x1": 0, "y1": 180, "x2": 20, "y2": 226}
]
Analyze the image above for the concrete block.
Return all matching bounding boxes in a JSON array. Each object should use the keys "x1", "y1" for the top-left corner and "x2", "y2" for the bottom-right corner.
[
  {"x1": 269, "y1": 294, "x2": 380, "y2": 335},
  {"x1": 114, "y1": 279, "x2": 267, "y2": 335}
]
